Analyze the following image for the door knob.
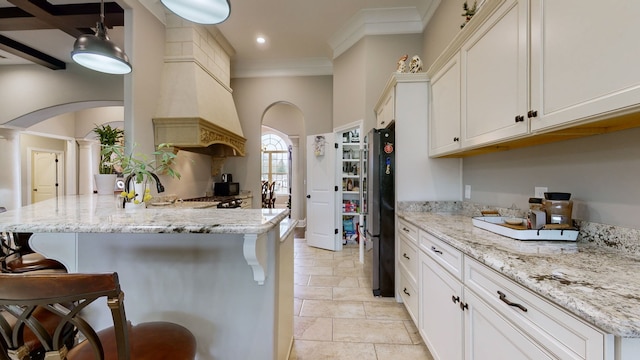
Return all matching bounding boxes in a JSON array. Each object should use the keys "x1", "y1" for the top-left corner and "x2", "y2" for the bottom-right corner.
[{"x1": 306, "y1": 195, "x2": 311, "y2": 198}]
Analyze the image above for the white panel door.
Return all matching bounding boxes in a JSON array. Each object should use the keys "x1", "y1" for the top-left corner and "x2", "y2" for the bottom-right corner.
[
  {"x1": 306, "y1": 133, "x2": 339, "y2": 251},
  {"x1": 32, "y1": 151, "x2": 59, "y2": 203}
]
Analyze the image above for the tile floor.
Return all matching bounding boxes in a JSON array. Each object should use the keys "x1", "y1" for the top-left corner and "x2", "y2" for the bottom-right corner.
[{"x1": 288, "y1": 233, "x2": 434, "y2": 360}]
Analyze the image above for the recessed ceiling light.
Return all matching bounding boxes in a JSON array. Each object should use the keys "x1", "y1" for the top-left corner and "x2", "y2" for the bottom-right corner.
[{"x1": 256, "y1": 37, "x2": 266, "y2": 44}]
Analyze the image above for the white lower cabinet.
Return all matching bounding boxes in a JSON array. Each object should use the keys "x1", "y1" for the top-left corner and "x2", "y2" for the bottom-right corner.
[
  {"x1": 420, "y1": 249, "x2": 464, "y2": 360},
  {"x1": 413, "y1": 228, "x2": 605, "y2": 360},
  {"x1": 465, "y1": 290, "x2": 555, "y2": 359}
]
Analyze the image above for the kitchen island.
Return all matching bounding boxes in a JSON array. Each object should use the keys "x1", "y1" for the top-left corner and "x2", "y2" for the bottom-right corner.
[
  {"x1": 0, "y1": 195, "x2": 295, "y2": 360},
  {"x1": 397, "y1": 210, "x2": 640, "y2": 359}
]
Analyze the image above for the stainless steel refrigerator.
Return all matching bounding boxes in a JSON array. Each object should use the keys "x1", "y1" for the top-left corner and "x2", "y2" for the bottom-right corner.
[{"x1": 365, "y1": 127, "x2": 395, "y2": 297}]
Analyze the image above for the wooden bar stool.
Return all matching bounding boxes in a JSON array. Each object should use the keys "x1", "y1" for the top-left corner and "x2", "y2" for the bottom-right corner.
[
  {"x1": 0, "y1": 272, "x2": 197, "y2": 360},
  {"x1": 1, "y1": 232, "x2": 67, "y2": 273}
]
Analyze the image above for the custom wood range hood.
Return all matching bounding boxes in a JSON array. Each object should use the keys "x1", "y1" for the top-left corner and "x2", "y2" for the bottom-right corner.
[{"x1": 153, "y1": 22, "x2": 246, "y2": 159}]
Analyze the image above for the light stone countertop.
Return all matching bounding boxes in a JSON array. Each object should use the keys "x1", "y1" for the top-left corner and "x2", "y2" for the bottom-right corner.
[
  {"x1": 398, "y1": 211, "x2": 640, "y2": 338},
  {"x1": 0, "y1": 195, "x2": 290, "y2": 235}
]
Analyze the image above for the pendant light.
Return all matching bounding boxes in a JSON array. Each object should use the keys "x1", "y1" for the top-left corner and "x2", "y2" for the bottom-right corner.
[
  {"x1": 71, "y1": 0, "x2": 131, "y2": 75},
  {"x1": 161, "y1": 0, "x2": 230, "y2": 25}
]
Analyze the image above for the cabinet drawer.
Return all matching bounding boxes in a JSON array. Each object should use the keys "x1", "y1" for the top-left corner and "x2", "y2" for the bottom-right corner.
[
  {"x1": 398, "y1": 218, "x2": 418, "y2": 244},
  {"x1": 398, "y1": 235, "x2": 418, "y2": 284},
  {"x1": 399, "y1": 269, "x2": 418, "y2": 323},
  {"x1": 465, "y1": 258, "x2": 604, "y2": 360},
  {"x1": 419, "y1": 230, "x2": 463, "y2": 281}
]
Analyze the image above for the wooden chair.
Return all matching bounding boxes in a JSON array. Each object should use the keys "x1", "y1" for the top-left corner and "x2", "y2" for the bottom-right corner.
[
  {"x1": 1, "y1": 232, "x2": 66, "y2": 274},
  {"x1": 267, "y1": 182, "x2": 276, "y2": 208},
  {"x1": 261, "y1": 181, "x2": 270, "y2": 208},
  {"x1": 0, "y1": 272, "x2": 197, "y2": 360}
]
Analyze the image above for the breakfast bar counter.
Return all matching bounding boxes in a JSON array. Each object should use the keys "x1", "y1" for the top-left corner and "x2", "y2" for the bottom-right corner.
[{"x1": 0, "y1": 195, "x2": 295, "y2": 360}]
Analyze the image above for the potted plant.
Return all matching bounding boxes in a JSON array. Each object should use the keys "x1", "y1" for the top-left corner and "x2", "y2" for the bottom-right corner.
[
  {"x1": 93, "y1": 124, "x2": 124, "y2": 194},
  {"x1": 106, "y1": 143, "x2": 181, "y2": 207}
]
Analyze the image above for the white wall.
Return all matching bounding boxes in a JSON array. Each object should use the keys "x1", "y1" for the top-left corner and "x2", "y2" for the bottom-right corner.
[
  {"x1": 333, "y1": 34, "x2": 423, "y2": 132},
  {"x1": 227, "y1": 76, "x2": 333, "y2": 210}
]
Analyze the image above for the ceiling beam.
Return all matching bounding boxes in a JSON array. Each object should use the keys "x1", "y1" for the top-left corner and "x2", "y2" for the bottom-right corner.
[
  {"x1": 0, "y1": 34, "x2": 65, "y2": 70},
  {"x1": 2, "y1": 1, "x2": 123, "y2": 34},
  {"x1": 0, "y1": 0, "x2": 124, "y2": 69}
]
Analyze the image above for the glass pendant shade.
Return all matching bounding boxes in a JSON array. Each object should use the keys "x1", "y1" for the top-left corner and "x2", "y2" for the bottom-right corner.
[
  {"x1": 71, "y1": 22, "x2": 132, "y2": 75},
  {"x1": 161, "y1": 0, "x2": 230, "y2": 24}
]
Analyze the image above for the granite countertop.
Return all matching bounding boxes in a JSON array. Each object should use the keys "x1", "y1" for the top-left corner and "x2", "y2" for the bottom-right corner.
[
  {"x1": 397, "y1": 211, "x2": 640, "y2": 338},
  {"x1": 0, "y1": 195, "x2": 289, "y2": 235}
]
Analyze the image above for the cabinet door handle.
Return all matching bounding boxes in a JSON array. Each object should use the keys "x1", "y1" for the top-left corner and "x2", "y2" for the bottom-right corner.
[
  {"x1": 402, "y1": 253, "x2": 410, "y2": 260},
  {"x1": 453, "y1": 137, "x2": 460, "y2": 142},
  {"x1": 451, "y1": 295, "x2": 460, "y2": 304},
  {"x1": 430, "y1": 246, "x2": 443, "y2": 255},
  {"x1": 459, "y1": 302, "x2": 468, "y2": 311},
  {"x1": 527, "y1": 110, "x2": 538, "y2": 118},
  {"x1": 403, "y1": 287, "x2": 411, "y2": 296},
  {"x1": 497, "y1": 291, "x2": 528, "y2": 312},
  {"x1": 402, "y1": 227, "x2": 410, "y2": 233},
  {"x1": 514, "y1": 115, "x2": 525, "y2": 123}
]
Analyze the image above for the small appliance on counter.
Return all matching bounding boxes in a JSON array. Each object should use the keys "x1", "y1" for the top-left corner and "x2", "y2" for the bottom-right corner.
[
  {"x1": 214, "y1": 182, "x2": 239, "y2": 196},
  {"x1": 543, "y1": 192, "x2": 573, "y2": 225}
]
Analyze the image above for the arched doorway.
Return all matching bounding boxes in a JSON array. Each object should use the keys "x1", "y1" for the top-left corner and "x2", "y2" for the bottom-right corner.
[
  {"x1": 261, "y1": 102, "x2": 305, "y2": 221},
  {"x1": 261, "y1": 130, "x2": 290, "y2": 208}
]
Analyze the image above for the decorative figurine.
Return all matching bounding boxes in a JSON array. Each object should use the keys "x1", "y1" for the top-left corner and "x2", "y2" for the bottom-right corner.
[
  {"x1": 409, "y1": 55, "x2": 422, "y2": 73},
  {"x1": 396, "y1": 54, "x2": 408, "y2": 73},
  {"x1": 461, "y1": 1, "x2": 477, "y2": 28}
]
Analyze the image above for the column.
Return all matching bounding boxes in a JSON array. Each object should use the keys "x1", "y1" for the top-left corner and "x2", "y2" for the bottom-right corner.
[
  {"x1": 0, "y1": 128, "x2": 21, "y2": 210},
  {"x1": 288, "y1": 136, "x2": 301, "y2": 222},
  {"x1": 77, "y1": 139, "x2": 98, "y2": 195}
]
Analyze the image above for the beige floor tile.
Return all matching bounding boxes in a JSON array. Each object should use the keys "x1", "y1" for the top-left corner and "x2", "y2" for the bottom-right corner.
[
  {"x1": 293, "y1": 316, "x2": 333, "y2": 341},
  {"x1": 308, "y1": 275, "x2": 360, "y2": 288},
  {"x1": 335, "y1": 259, "x2": 357, "y2": 268},
  {"x1": 294, "y1": 298, "x2": 302, "y2": 316},
  {"x1": 333, "y1": 287, "x2": 379, "y2": 301},
  {"x1": 375, "y1": 344, "x2": 434, "y2": 360},
  {"x1": 363, "y1": 301, "x2": 412, "y2": 320},
  {"x1": 291, "y1": 236, "x2": 433, "y2": 360},
  {"x1": 333, "y1": 318, "x2": 413, "y2": 344},
  {"x1": 294, "y1": 285, "x2": 333, "y2": 300},
  {"x1": 299, "y1": 299, "x2": 366, "y2": 318},
  {"x1": 294, "y1": 273, "x2": 310, "y2": 286},
  {"x1": 358, "y1": 276, "x2": 372, "y2": 288},
  {"x1": 295, "y1": 265, "x2": 334, "y2": 276},
  {"x1": 333, "y1": 266, "x2": 366, "y2": 277},
  {"x1": 288, "y1": 340, "x2": 377, "y2": 360},
  {"x1": 294, "y1": 257, "x2": 317, "y2": 266},
  {"x1": 311, "y1": 259, "x2": 339, "y2": 267},
  {"x1": 404, "y1": 320, "x2": 424, "y2": 345}
]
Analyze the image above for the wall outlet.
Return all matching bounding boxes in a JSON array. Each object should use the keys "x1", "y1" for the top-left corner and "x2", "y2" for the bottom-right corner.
[
  {"x1": 534, "y1": 186, "x2": 548, "y2": 198},
  {"x1": 464, "y1": 185, "x2": 471, "y2": 199}
]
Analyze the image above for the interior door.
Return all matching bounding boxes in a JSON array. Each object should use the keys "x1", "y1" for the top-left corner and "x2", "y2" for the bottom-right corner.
[
  {"x1": 306, "y1": 133, "x2": 339, "y2": 251},
  {"x1": 32, "y1": 151, "x2": 60, "y2": 203}
]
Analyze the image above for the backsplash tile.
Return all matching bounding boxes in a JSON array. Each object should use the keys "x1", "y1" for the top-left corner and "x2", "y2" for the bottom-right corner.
[{"x1": 397, "y1": 201, "x2": 640, "y2": 256}]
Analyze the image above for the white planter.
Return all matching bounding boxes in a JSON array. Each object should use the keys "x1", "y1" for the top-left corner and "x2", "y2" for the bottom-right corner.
[{"x1": 94, "y1": 174, "x2": 117, "y2": 195}]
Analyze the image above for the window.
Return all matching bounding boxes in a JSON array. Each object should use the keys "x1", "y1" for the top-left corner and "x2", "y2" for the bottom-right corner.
[{"x1": 261, "y1": 133, "x2": 289, "y2": 195}]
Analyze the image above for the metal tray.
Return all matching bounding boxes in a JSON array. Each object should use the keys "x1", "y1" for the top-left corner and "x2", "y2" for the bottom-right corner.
[{"x1": 472, "y1": 216, "x2": 578, "y2": 241}]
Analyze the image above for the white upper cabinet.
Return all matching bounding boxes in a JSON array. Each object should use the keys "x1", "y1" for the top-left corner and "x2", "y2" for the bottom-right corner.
[
  {"x1": 430, "y1": 53, "x2": 462, "y2": 156},
  {"x1": 376, "y1": 89, "x2": 395, "y2": 129},
  {"x1": 529, "y1": 0, "x2": 640, "y2": 132},
  {"x1": 460, "y1": 0, "x2": 528, "y2": 148},
  {"x1": 427, "y1": 0, "x2": 640, "y2": 157}
]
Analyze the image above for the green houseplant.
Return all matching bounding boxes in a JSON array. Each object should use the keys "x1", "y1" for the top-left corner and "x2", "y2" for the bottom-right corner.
[
  {"x1": 105, "y1": 143, "x2": 181, "y2": 206},
  {"x1": 93, "y1": 124, "x2": 124, "y2": 174},
  {"x1": 93, "y1": 124, "x2": 124, "y2": 194}
]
